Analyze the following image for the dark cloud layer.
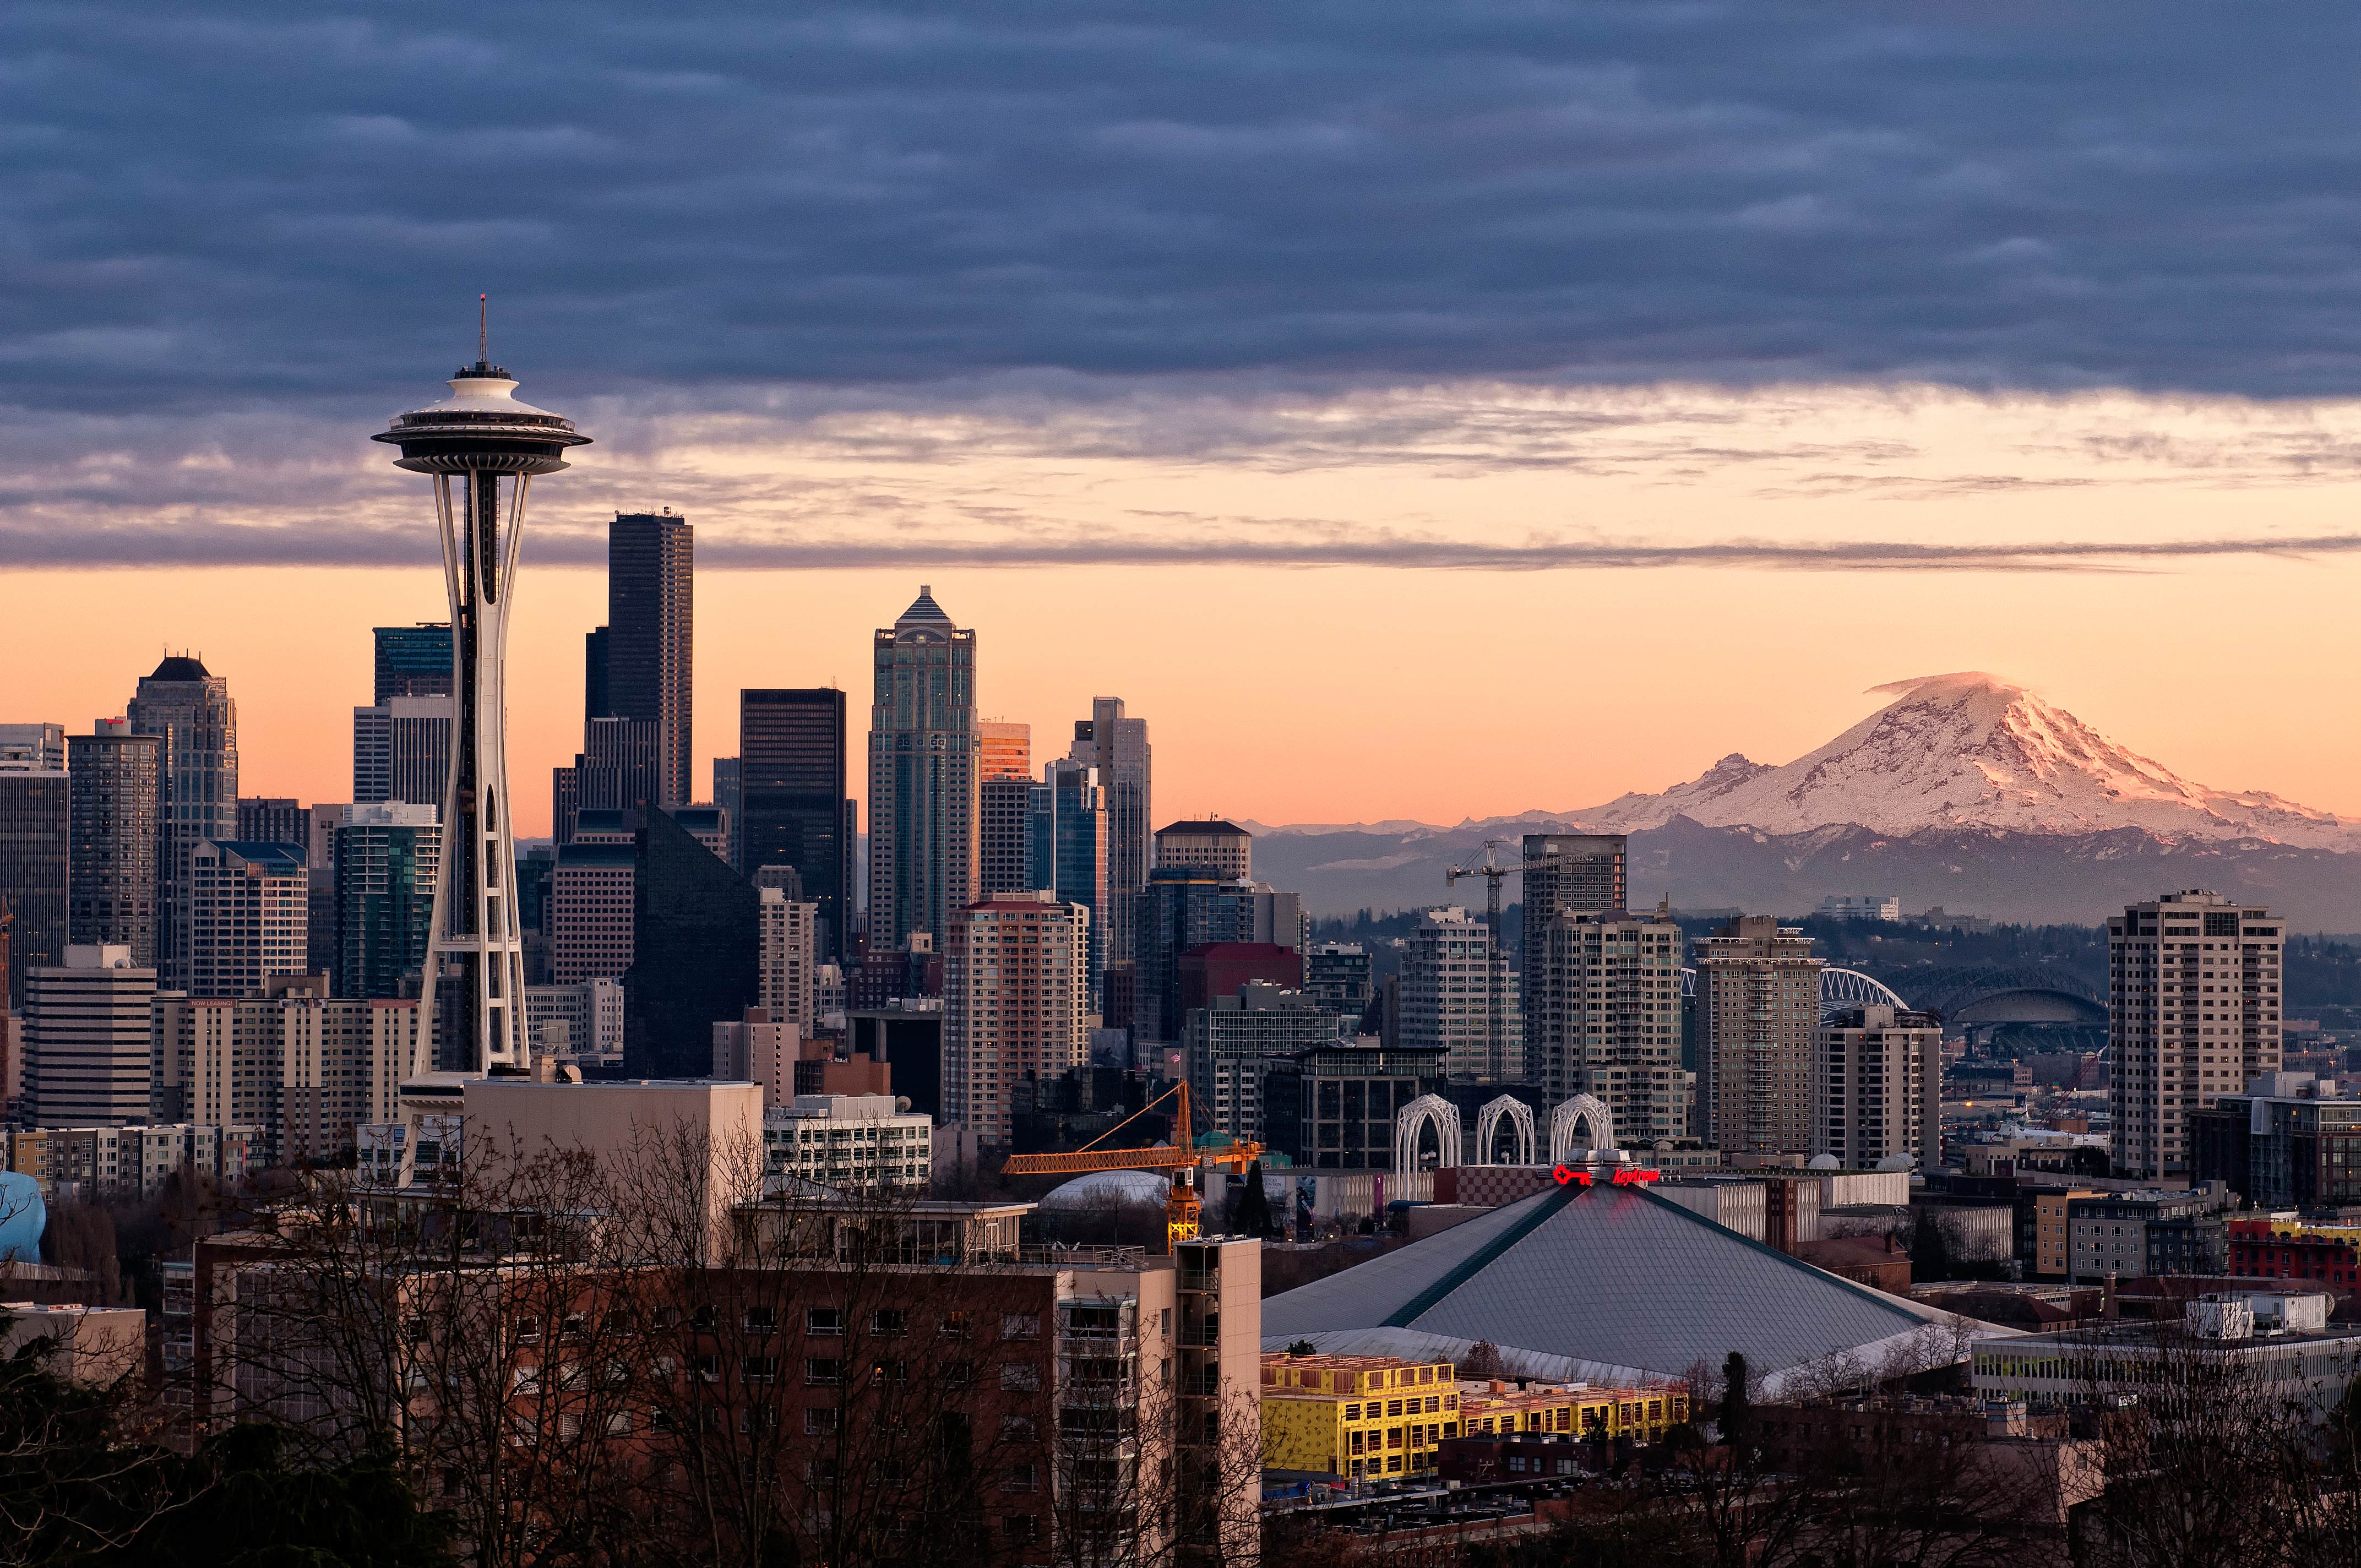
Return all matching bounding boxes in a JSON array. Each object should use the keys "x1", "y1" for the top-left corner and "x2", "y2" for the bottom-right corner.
[{"x1": 7, "y1": 0, "x2": 2361, "y2": 421}]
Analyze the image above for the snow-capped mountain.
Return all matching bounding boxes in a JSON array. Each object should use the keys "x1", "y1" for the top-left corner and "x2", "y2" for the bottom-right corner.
[
  {"x1": 1247, "y1": 674, "x2": 2361, "y2": 926},
  {"x1": 1568, "y1": 672, "x2": 2361, "y2": 851}
]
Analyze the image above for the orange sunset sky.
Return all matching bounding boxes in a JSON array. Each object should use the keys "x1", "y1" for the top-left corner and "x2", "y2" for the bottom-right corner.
[{"x1": 11, "y1": 383, "x2": 2361, "y2": 837}]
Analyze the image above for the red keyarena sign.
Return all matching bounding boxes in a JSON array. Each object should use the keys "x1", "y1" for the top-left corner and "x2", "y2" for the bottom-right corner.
[{"x1": 1553, "y1": 1166, "x2": 1661, "y2": 1186}]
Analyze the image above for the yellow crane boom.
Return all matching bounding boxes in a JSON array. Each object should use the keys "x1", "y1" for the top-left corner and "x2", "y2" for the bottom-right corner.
[{"x1": 1000, "y1": 1080, "x2": 1263, "y2": 1248}]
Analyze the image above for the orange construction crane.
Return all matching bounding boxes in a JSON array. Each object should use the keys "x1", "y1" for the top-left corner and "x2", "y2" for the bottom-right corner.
[{"x1": 1001, "y1": 1080, "x2": 1264, "y2": 1250}]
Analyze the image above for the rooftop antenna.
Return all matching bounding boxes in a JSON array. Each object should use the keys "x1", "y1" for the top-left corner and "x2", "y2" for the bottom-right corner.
[{"x1": 478, "y1": 294, "x2": 489, "y2": 366}]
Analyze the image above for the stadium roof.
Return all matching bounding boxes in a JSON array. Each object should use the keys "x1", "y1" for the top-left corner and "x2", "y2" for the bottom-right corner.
[{"x1": 1260, "y1": 1181, "x2": 2013, "y2": 1395}]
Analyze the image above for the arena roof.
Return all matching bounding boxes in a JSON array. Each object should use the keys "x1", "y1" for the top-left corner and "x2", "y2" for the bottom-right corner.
[{"x1": 1260, "y1": 1181, "x2": 2012, "y2": 1393}]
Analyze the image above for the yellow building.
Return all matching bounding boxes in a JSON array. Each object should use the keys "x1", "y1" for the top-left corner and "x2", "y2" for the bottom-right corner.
[
  {"x1": 1456, "y1": 1378, "x2": 1688, "y2": 1442},
  {"x1": 1261, "y1": 1353, "x2": 1460, "y2": 1478}
]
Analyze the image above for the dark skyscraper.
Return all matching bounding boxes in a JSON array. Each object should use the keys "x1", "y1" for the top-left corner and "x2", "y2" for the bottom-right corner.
[
  {"x1": 236, "y1": 797, "x2": 306, "y2": 846},
  {"x1": 372, "y1": 623, "x2": 453, "y2": 703},
  {"x1": 68, "y1": 721, "x2": 162, "y2": 967},
  {"x1": 606, "y1": 511, "x2": 693, "y2": 810},
  {"x1": 622, "y1": 807, "x2": 757, "y2": 1079},
  {"x1": 741, "y1": 689, "x2": 852, "y2": 960},
  {"x1": 0, "y1": 768, "x2": 68, "y2": 1011},
  {"x1": 584, "y1": 625, "x2": 611, "y2": 720},
  {"x1": 868, "y1": 588, "x2": 978, "y2": 952}
]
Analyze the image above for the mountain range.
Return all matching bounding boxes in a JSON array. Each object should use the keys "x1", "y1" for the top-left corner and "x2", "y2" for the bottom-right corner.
[{"x1": 1248, "y1": 673, "x2": 2361, "y2": 929}]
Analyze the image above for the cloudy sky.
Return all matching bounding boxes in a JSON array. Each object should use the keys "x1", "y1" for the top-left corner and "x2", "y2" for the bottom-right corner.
[{"x1": 10, "y1": 1, "x2": 2361, "y2": 828}]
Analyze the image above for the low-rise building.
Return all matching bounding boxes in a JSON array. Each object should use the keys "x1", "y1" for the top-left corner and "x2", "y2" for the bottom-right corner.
[
  {"x1": 1457, "y1": 1378, "x2": 1688, "y2": 1444},
  {"x1": 1261, "y1": 1353, "x2": 1460, "y2": 1479},
  {"x1": 2065, "y1": 1187, "x2": 2232, "y2": 1283},
  {"x1": 1972, "y1": 1296, "x2": 2361, "y2": 1412},
  {"x1": 2226, "y1": 1217, "x2": 2361, "y2": 1289},
  {"x1": 8, "y1": 1121, "x2": 258, "y2": 1200},
  {"x1": 761, "y1": 1093, "x2": 933, "y2": 1193},
  {"x1": 0, "y1": 1300, "x2": 146, "y2": 1385}
]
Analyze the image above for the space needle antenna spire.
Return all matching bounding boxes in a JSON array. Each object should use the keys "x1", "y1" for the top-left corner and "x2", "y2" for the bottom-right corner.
[{"x1": 374, "y1": 310, "x2": 591, "y2": 1074}]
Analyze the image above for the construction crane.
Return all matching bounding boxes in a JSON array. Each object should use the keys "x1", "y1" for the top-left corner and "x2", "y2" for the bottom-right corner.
[
  {"x1": 1445, "y1": 838, "x2": 1522, "y2": 1082},
  {"x1": 1001, "y1": 1080, "x2": 1264, "y2": 1251}
]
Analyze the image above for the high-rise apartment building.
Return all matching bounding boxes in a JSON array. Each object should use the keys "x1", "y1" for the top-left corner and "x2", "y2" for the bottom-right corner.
[
  {"x1": 151, "y1": 993, "x2": 425, "y2": 1163},
  {"x1": 1519, "y1": 834, "x2": 1626, "y2": 1086},
  {"x1": 944, "y1": 890, "x2": 1090, "y2": 1141},
  {"x1": 335, "y1": 803, "x2": 439, "y2": 1000},
  {"x1": 978, "y1": 777, "x2": 1034, "y2": 897},
  {"x1": 1693, "y1": 915, "x2": 1825, "y2": 1155},
  {"x1": 235, "y1": 797, "x2": 306, "y2": 846},
  {"x1": 758, "y1": 886, "x2": 819, "y2": 1030},
  {"x1": 0, "y1": 724, "x2": 66, "y2": 770},
  {"x1": 1184, "y1": 980, "x2": 1339, "y2": 1142},
  {"x1": 741, "y1": 688, "x2": 854, "y2": 960},
  {"x1": 371, "y1": 623, "x2": 453, "y2": 703},
  {"x1": 1031, "y1": 760, "x2": 1109, "y2": 1003},
  {"x1": 0, "y1": 764, "x2": 70, "y2": 1010},
  {"x1": 1069, "y1": 699, "x2": 1151, "y2": 972},
  {"x1": 1400, "y1": 906, "x2": 1522, "y2": 1081},
  {"x1": 1155, "y1": 818, "x2": 1252, "y2": 880},
  {"x1": 2109, "y1": 889, "x2": 2286, "y2": 1181},
  {"x1": 127, "y1": 655, "x2": 238, "y2": 990},
  {"x1": 607, "y1": 510, "x2": 694, "y2": 810},
  {"x1": 352, "y1": 695, "x2": 452, "y2": 807},
  {"x1": 67, "y1": 722, "x2": 162, "y2": 966},
  {"x1": 868, "y1": 588, "x2": 978, "y2": 951},
  {"x1": 25, "y1": 945, "x2": 156, "y2": 1128},
  {"x1": 1813, "y1": 1004, "x2": 1941, "y2": 1169},
  {"x1": 187, "y1": 841, "x2": 308, "y2": 999},
  {"x1": 979, "y1": 720, "x2": 1030, "y2": 783},
  {"x1": 1535, "y1": 908, "x2": 1685, "y2": 1143}
]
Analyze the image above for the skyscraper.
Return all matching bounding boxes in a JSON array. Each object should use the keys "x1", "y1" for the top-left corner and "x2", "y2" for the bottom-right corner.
[
  {"x1": 1155, "y1": 818, "x2": 1250, "y2": 880},
  {"x1": 584, "y1": 625, "x2": 611, "y2": 721},
  {"x1": 944, "y1": 890, "x2": 1090, "y2": 1141},
  {"x1": 0, "y1": 765, "x2": 68, "y2": 1010},
  {"x1": 236, "y1": 797, "x2": 306, "y2": 846},
  {"x1": 1693, "y1": 914, "x2": 1825, "y2": 1155},
  {"x1": 352, "y1": 696, "x2": 453, "y2": 807},
  {"x1": 127, "y1": 654, "x2": 238, "y2": 990},
  {"x1": 712, "y1": 756, "x2": 743, "y2": 872},
  {"x1": 1134, "y1": 867, "x2": 1306, "y2": 1044},
  {"x1": 979, "y1": 720, "x2": 1031, "y2": 782},
  {"x1": 1030, "y1": 760, "x2": 1108, "y2": 1002},
  {"x1": 867, "y1": 588, "x2": 978, "y2": 951},
  {"x1": 372, "y1": 623, "x2": 453, "y2": 703},
  {"x1": 336, "y1": 803, "x2": 439, "y2": 1000},
  {"x1": 607, "y1": 510, "x2": 693, "y2": 810},
  {"x1": 1069, "y1": 699, "x2": 1150, "y2": 970},
  {"x1": 978, "y1": 777, "x2": 1034, "y2": 898},
  {"x1": 67, "y1": 721, "x2": 162, "y2": 966},
  {"x1": 2109, "y1": 890, "x2": 2286, "y2": 1181},
  {"x1": 741, "y1": 688, "x2": 853, "y2": 959},
  {"x1": 622, "y1": 808, "x2": 758, "y2": 1079},
  {"x1": 374, "y1": 339, "x2": 590, "y2": 1072}
]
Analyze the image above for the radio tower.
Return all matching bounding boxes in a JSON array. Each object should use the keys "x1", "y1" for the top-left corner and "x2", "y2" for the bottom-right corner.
[{"x1": 374, "y1": 303, "x2": 590, "y2": 1072}]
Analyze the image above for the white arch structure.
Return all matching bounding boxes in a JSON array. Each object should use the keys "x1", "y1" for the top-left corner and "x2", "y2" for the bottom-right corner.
[
  {"x1": 1821, "y1": 967, "x2": 1909, "y2": 1013},
  {"x1": 1473, "y1": 1095, "x2": 1536, "y2": 1166},
  {"x1": 1395, "y1": 1093, "x2": 1462, "y2": 1182},
  {"x1": 1548, "y1": 1095, "x2": 1617, "y2": 1164}
]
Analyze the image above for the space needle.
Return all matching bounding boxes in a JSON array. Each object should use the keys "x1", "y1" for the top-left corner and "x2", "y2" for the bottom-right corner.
[{"x1": 374, "y1": 305, "x2": 590, "y2": 1072}]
